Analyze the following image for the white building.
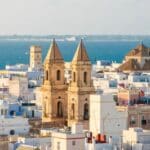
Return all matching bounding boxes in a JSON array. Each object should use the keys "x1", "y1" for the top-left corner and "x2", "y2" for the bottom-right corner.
[
  {"x1": 0, "y1": 117, "x2": 30, "y2": 135},
  {"x1": 9, "y1": 76, "x2": 28, "y2": 100},
  {"x1": 6, "y1": 64, "x2": 29, "y2": 71},
  {"x1": 33, "y1": 87, "x2": 43, "y2": 107},
  {"x1": 0, "y1": 73, "x2": 42, "y2": 101},
  {"x1": 92, "y1": 61, "x2": 121, "y2": 73},
  {"x1": 51, "y1": 123, "x2": 85, "y2": 150},
  {"x1": 16, "y1": 136, "x2": 51, "y2": 149},
  {"x1": 128, "y1": 73, "x2": 150, "y2": 97},
  {"x1": 90, "y1": 93, "x2": 127, "y2": 145},
  {"x1": 93, "y1": 78, "x2": 118, "y2": 94},
  {"x1": 128, "y1": 73, "x2": 150, "y2": 83},
  {"x1": 123, "y1": 128, "x2": 150, "y2": 150}
]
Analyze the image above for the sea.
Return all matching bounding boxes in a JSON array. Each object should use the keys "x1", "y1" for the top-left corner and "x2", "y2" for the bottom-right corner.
[{"x1": 0, "y1": 35, "x2": 150, "y2": 69}]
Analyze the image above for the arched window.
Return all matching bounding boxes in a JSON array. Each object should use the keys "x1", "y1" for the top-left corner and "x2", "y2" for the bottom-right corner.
[
  {"x1": 44, "y1": 101, "x2": 47, "y2": 117},
  {"x1": 73, "y1": 72, "x2": 76, "y2": 82},
  {"x1": 71, "y1": 103, "x2": 75, "y2": 119},
  {"x1": 83, "y1": 72, "x2": 87, "y2": 83},
  {"x1": 83, "y1": 103, "x2": 89, "y2": 120},
  {"x1": 57, "y1": 70, "x2": 61, "y2": 81},
  {"x1": 45, "y1": 71, "x2": 48, "y2": 80},
  {"x1": 57, "y1": 101, "x2": 63, "y2": 117}
]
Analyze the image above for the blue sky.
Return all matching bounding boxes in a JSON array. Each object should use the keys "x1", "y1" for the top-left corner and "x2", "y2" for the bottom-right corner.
[{"x1": 0, "y1": 0, "x2": 149, "y2": 35}]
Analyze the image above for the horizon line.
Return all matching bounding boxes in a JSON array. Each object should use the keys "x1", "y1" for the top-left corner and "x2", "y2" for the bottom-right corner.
[{"x1": 0, "y1": 34, "x2": 150, "y2": 36}]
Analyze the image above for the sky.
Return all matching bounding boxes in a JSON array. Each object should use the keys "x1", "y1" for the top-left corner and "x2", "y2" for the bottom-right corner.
[{"x1": 0, "y1": 0, "x2": 150, "y2": 35}]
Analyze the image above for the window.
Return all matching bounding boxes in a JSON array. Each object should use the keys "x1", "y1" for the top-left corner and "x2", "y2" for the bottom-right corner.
[
  {"x1": 57, "y1": 70, "x2": 61, "y2": 81},
  {"x1": 10, "y1": 130, "x2": 15, "y2": 135},
  {"x1": 84, "y1": 103, "x2": 89, "y2": 120},
  {"x1": 57, "y1": 101, "x2": 63, "y2": 117},
  {"x1": 83, "y1": 72, "x2": 87, "y2": 83},
  {"x1": 73, "y1": 72, "x2": 76, "y2": 82},
  {"x1": 46, "y1": 71, "x2": 48, "y2": 80},
  {"x1": 32, "y1": 110, "x2": 34, "y2": 118},
  {"x1": 141, "y1": 116, "x2": 147, "y2": 125},
  {"x1": 1, "y1": 109, "x2": 3, "y2": 115},
  {"x1": 10, "y1": 110, "x2": 15, "y2": 116},
  {"x1": 130, "y1": 116, "x2": 136, "y2": 125},
  {"x1": 71, "y1": 103, "x2": 75, "y2": 119},
  {"x1": 44, "y1": 101, "x2": 47, "y2": 117},
  {"x1": 72, "y1": 141, "x2": 76, "y2": 146},
  {"x1": 141, "y1": 120, "x2": 147, "y2": 125}
]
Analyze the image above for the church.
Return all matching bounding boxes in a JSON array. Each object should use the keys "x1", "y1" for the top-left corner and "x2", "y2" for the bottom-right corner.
[
  {"x1": 41, "y1": 39, "x2": 95, "y2": 128},
  {"x1": 118, "y1": 43, "x2": 150, "y2": 72}
]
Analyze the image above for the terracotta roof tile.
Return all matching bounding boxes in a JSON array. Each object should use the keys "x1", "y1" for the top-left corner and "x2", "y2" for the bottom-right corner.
[
  {"x1": 126, "y1": 44, "x2": 150, "y2": 57},
  {"x1": 119, "y1": 59, "x2": 141, "y2": 71}
]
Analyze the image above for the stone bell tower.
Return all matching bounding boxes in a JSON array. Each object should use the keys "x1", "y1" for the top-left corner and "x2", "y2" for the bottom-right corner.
[
  {"x1": 42, "y1": 39, "x2": 68, "y2": 122},
  {"x1": 29, "y1": 45, "x2": 42, "y2": 71},
  {"x1": 67, "y1": 40, "x2": 95, "y2": 128}
]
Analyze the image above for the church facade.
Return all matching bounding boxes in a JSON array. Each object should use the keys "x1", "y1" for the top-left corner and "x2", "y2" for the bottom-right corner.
[{"x1": 41, "y1": 39, "x2": 95, "y2": 128}]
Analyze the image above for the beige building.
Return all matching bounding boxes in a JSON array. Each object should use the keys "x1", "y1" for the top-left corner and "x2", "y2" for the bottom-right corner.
[
  {"x1": 41, "y1": 39, "x2": 95, "y2": 128},
  {"x1": 117, "y1": 105, "x2": 150, "y2": 130},
  {"x1": 117, "y1": 87, "x2": 141, "y2": 105},
  {"x1": 127, "y1": 105, "x2": 150, "y2": 130},
  {"x1": 29, "y1": 45, "x2": 42, "y2": 71}
]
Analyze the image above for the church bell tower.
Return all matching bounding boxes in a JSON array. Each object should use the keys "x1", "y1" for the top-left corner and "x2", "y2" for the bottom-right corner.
[
  {"x1": 42, "y1": 39, "x2": 68, "y2": 122},
  {"x1": 67, "y1": 40, "x2": 95, "y2": 128}
]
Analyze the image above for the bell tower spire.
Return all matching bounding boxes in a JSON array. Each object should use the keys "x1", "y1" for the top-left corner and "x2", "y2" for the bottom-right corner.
[
  {"x1": 72, "y1": 39, "x2": 90, "y2": 62},
  {"x1": 44, "y1": 38, "x2": 64, "y2": 64}
]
